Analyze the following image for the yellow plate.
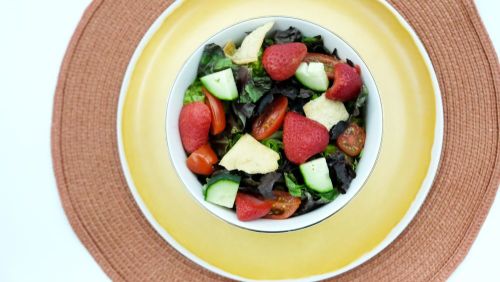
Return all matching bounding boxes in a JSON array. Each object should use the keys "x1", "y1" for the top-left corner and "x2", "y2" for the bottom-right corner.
[{"x1": 118, "y1": 0, "x2": 442, "y2": 280}]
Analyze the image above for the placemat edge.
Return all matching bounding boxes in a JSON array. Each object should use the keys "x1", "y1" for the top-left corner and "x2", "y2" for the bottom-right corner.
[
  {"x1": 50, "y1": 0, "x2": 125, "y2": 281},
  {"x1": 431, "y1": 0, "x2": 500, "y2": 280}
]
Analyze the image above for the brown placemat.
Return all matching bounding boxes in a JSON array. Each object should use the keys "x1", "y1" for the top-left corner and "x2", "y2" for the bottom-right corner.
[{"x1": 51, "y1": 0, "x2": 500, "y2": 281}]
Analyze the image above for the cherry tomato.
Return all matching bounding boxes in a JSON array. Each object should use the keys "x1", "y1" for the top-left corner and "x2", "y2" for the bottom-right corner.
[
  {"x1": 303, "y1": 53, "x2": 340, "y2": 79},
  {"x1": 251, "y1": 96, "x2": 288, "y2": 141},
  {"x1": 203, "y1": 87, "x2": 226, "y2": 135},
  {"x1": 236, "y1": 193, "x2": 273, "y2": 221},
  {"x1": 264, "y1": 191, "x2": 301, "y2": 219},
  {"x1": 336, "y1": 123, "x2": 366, "y2": 157},
  {"x1": 186, "y1": 144, "x2": 218, "y2": 175}
]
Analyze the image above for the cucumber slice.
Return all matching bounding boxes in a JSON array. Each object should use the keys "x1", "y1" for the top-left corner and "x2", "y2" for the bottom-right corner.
[
  {"x1": 205, "y1": 173, "x2": 241, "y2": 208},
  {"x1": 200, "y1": 68, "x2": 238, "y2": 101},
  {"x1": 295, "y1": 62, "x2": 329, "y2": 91},
  {"x1": 299, "y1": 158, "x2": 333, "y2": 193}
]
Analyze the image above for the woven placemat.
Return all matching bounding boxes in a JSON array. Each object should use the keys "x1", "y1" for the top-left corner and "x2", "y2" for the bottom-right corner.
[{"x1": 51, "y1": 0, "x2": 500, "y2": 281}]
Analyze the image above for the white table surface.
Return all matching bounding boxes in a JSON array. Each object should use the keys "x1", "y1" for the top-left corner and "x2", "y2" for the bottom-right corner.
[{"x1": 0, "y1": 1, "x2": 498, "y2": 281}]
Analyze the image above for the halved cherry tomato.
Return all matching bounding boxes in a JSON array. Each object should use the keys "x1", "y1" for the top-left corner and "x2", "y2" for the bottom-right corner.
[
  {"x1": 336, "y1": 123, "x2": 366, "y2": 157},
  {"x1": 264, "y1": 191, "x2": 301, "y2": 219},
  {"x1": 203, "y1": 87, "x2": 226, "y2": 135},
  {"x1": 186, "y1": 144, "x2": 218, "y2": 175},
  {"x1": 251, "y1": 96, "x2": 288, "y2": 140},
  {"x1": 303, "y1": 53, "x2": 340, "y2": 79},
  {"x1": 235, "y1": 193, "x2": 273, "y2": 221}
]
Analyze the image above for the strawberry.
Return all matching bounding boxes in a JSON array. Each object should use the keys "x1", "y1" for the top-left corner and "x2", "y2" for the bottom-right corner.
[
  {"x1": 179, "y1": 102, "x2": 212, "y2": 153},
  {"x1": 262, "y1": 42, "x2": 307, "y2": 81},
  {"x1": 235, "y1": 193, "x2": 273, "y2": 221},
  {"x1": 283, "y1": 112, "x2": 329, "y2": 164},
  {"x1": 326, "y1": 63, "x2": 362, "y2": 102}
]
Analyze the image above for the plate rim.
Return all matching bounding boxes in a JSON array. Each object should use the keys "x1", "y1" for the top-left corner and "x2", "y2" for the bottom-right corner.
[{"x1": 116, "y1": 0, "x2": 444, "y2": 280}]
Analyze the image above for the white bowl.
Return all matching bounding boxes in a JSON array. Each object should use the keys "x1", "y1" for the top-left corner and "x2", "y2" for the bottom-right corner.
[{"x1": 166, "y1": 16, "x2": 382, "y2": 233}]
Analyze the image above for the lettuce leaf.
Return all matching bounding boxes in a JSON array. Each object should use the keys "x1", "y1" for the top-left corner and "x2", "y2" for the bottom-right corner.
[
  {"x1": 273, "y1": 27, "x2": 303, "y2": 43},
  {"x1": 211, "y1": 132, "x2": 242, "y2": 159},
  {"x1": 322, "y1": 144, "x2": 338, "y2": 157},
  {"x1": 249, "y1": 49, "x2": 266, "y2": 76},
  {"x1": 255, "y1": 93, "x2": 274, "y2": 115},
  {"x1": 302, "y1": 35, "x2": 330, "y2": 54},
  {"x1": 183, "y1": 80, "x2": 205, "y2": 105},
  {"x1": 351, "y1": 84, "x2": 368, "y2": 118},
  {"x1": 243, "y1": 75, "x2": 272, "y2": 103},
  {"x1": 263, "y1": 38, "x2": 275, "y2": 49},
  {"x1": 356, "y1": 85, "x2": 369, "y2": 108},
  {"x1": 329, "y1": 121, "x2": 348, "y2": 141},
  {"x1": 269, "y1": 78, "x2": 314, "y2": 100},
  {"x1": 231, "y1": 102, "x2": 255, "y2": 128},
  {"x1": 326, "y1": 152, "x2": 356, "y2": 194},
  {"x1": 284, "y1": 173, "x2": 305, "y2": 197},
  {"x1": 257, "y1": 172, "x2": 282, "y2": 199},
  {"x1": 262, "y1": 138, "x2": 283, "y2": 154},
  {"x1": 235, "y1": 65, "x2": 272, "y2": 104},
  {"x1": 230, "y1": 49, "x2": 272, "y2": 105},
  {"x1": 313, "y1": 189, "x2": 338, "y2": 203},
  {"x1": 197, "y1": 43, "x2": 233, "y2": 77},
  {"x1": 210, "y1": 113, "x2": 244, "y2": 158}
]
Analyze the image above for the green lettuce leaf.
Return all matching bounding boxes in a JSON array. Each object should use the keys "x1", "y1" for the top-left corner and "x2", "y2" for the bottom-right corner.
[
  {"x1": 262, "y1": 138, "x2": 283, "y2": 153},
  {"x1": 249, "y1": 49, "x2": 266, "y2": 76},
  {"x1": 236, "y1": 50, "x2": 272, "y2": 104},
  {"x1": 322, "y1": 144, "x2": 338, "y2": 157},
  {"x1": 183, "y1": 80, "x2": 205, "y2": 105},
  {"x1": 243, "y1": 75, "x2": 272, "y2": 103},
  {"x1": 314, "y1": 189, "x2": 339, "y2": 203},
  {"x1": 284, "y1": 173, "x2": 306, "y2": 197}
]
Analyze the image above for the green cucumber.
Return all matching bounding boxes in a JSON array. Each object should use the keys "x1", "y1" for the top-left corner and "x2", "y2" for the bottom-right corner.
[
  {"x1": 299, "y1": 158, "x2": 333, "y2": 193},
  {"x1": 295, "y1": 62, "x2": 329, "y2": 91},
  {"x1": 200, "y1": 68, "x2": 238, "y2": 100},
  {"x1": 205, "y1": 173, "x2": 241, "y2": 208}
]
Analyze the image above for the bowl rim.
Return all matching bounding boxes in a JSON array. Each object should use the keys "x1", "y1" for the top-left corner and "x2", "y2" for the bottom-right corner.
[{"x1": 164, "y1": 16, "x2": 383, "y2": 233}]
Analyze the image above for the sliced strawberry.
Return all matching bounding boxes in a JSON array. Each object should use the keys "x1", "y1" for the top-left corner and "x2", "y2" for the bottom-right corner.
[
  {"x1": 235, "y1": 193, "x2": 273, "y2": 221},
  {"x1": 326, "y1": 63, "x2": 362, "y2": 102},
  {"x1": 179, "y1": 102, "x2": 212, "y2": 153},
  {"x1": 262, "y1": 42, "x2": 307, "y2": 81},
  {"x1": 283, "y1": 112, "x2": 329, "y2": 164},
  {"x1": 354, "y1": 64, "x2": 361, "y2": 74}
]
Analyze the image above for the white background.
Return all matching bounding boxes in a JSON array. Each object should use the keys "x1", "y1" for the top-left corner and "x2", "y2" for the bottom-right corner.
[{"x1": 0, "y1": 1, "x2": 498, "y2": 281}]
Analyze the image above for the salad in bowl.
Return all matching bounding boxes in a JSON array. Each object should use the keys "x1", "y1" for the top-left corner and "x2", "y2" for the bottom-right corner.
[{"x1": 174, "y1": 20, "x2": 375, "y2": 227}]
